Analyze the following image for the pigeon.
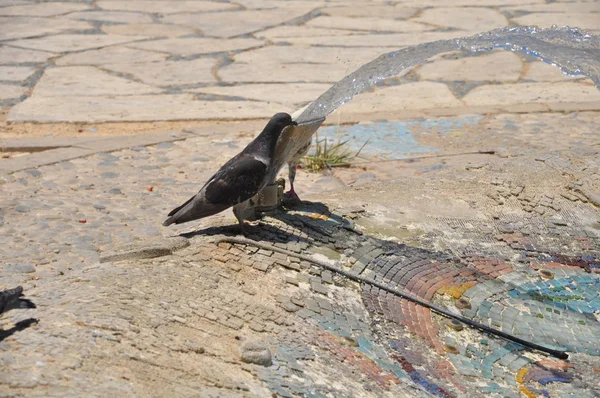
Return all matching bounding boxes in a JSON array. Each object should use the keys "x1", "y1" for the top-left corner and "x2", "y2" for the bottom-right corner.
[
  {"x1": 163, "y1": 112, "x2": 297, "y2": 230},
  {"x1": 0, "y1": 286, "x2": 36, "y2": 315}
]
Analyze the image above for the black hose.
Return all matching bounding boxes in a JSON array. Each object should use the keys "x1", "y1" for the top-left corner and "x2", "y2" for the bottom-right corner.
[{"x1": 216, "y1": 236, "x2": 568, "y2": 360}]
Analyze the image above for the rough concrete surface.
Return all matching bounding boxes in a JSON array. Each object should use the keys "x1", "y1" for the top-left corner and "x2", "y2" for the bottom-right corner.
[{"x1": 1, "y1": 0, "x2": 600, "y2": 397}]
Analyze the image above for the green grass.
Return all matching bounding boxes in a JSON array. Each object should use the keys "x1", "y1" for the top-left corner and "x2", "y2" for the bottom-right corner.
[{"x1": 302, "y1": 133, "x2": 369, "y2": 172}]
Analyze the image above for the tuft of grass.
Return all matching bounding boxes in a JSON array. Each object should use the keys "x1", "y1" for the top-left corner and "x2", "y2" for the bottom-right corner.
[{"x1": 302, "y1": 133, "x2": 369, "y2": 172}]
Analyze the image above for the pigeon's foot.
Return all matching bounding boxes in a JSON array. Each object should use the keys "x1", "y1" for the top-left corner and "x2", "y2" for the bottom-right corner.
[{"x1": 282, "y1": 190, "x2": 303, "y2": 208}]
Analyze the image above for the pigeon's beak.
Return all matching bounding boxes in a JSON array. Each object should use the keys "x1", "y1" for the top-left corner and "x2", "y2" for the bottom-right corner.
[{"x1": 291, "y1": 121, "x2": 298, "y2": 126}]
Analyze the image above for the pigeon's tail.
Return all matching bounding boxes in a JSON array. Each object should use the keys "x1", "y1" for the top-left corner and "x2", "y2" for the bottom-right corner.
[{"x1": 163, "y1": 192, "x2": 229, "y2": 226}]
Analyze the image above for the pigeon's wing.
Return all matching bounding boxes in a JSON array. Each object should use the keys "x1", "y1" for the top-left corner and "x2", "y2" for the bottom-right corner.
[
  {"x1": 205, "y1": 155, "x2": 268, "y2": 206},
  {"x1": 163, "y1": 155, "x2": 267, "y2": 226}
]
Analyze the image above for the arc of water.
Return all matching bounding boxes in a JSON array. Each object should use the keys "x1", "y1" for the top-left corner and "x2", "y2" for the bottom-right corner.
[{"x1": 270, "y1": 26, "x2": 600, "y2": 187}]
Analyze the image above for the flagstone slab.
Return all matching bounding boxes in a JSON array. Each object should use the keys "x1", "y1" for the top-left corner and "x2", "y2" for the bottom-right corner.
[
  {"x1": 306, "y1": 16, "x2": 433, "y2": 33},
  {"x1": 0, "y1": 0, "x2": 32, "y2": 6},
  {"x1": 417, "y1": 51, "x2": 523, "y2": 82},
  {"x1": 322, "y1": 5, "x2": 419, "y2": 19},
  {"x1": 397, "y1": 0, "x2": 544, "y2": 5},
  {"x1": 0, "y1": 83, "x2": 27, "y2": 100},
  {"x1": 414, "y1": 7, "x2": 508, "y2": 32},
  {"x1": 522, "y1": 61, "x2": 583, "y2": 82},
  {"x1": 7, "y1": 95, "x2": 280, "y2": 122},
  {"x1": 128, "y1": 37, "x2": 265, "y2": 56},
  {"x1": 33, "y1": 66, "x2": 162, "y2": 97},
  {"x1": 233, "y1": 0, "x2": 321, "y2": 9},
  {"x1": 7, "y1": 34, "x2": 150, "y2": 53},
  {"x1": 0, "y1": 2, "x2": 89, "y2": 16},
  {"x1": 233, "y1": 45, "x2": 392, "y2": 67},
  {"x1": 256, "y1": 26, "x2": 365, "y2": 40},
  {"x1": 96, "y1": 0, "x2": 239, "y2": 14},
  {"x1": 0, "y1": 46, "x2": 54, "y2": 64},
  {"x1": 463, "y1": 81, "x2": 600, "y2": 107},
  {"x1": 0, "y1": 66, "x2": 36, "y2": 81},
  {"x1": 66, "y1": 10, "x2": 154, "y2": 24},
  {"x1": 335, "y1": 81, "x2": 462, "y2": 114},
  {"x1": 0, "y1": 17, "x2": 92, "y2": 41},
  {"x1": 161, "y1": 7, "x2": 315, "y2": 38},
  {"x1": 512, "y1": 13, "x2": 600, "y2": 31},
  {"x1": 102, "y1": 23, "x2": 197, "y2": 37},
  {"x1": 271, "y1": 31, "x2": 470, "y2": 47},
  {"x1": 55, "y1": 46, "x2": 168, "y2": 66},
  {"x1": 190, "y1": 83, "x2": 331, "y2": 105},
  {"x1": 219, "y1": 62, "x2": 355, "y2": 83},
  {"x1": 103, "y1": 58, "x2": 216, "y2": 86},
  {"x1": 506, "y1": 2, "x2": 600, "y2": 13}
]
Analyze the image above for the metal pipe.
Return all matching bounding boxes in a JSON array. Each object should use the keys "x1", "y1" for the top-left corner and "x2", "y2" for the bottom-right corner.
[{"x1": 216, "y1": 236, "x2": 569, "y2": 360}]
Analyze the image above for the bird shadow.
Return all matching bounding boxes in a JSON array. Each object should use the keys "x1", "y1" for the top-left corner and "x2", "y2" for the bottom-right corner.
[
  {"x1": 178, "y1": 200, "x2": 346, "y2": 244},
  {"x1": 0, "y1": 318, "x2": 39, "y2": 343}
]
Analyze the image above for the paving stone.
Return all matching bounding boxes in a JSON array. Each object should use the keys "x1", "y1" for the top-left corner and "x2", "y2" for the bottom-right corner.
[
  {"x1": 506, "y1": 2, "x2": 600, "y2": 13},
  {"x1": 336, "y1": 82, "x2": 462, "y2": 115},
  {"x1": 463, "y1": 82, "x2": 600, "y2": 108},
  {"x1": 0, "y1": 45, "x2": 54, "y2": 64},
  {"x1": 513, "y1": 13, "x2": 600, "y2": 32},
  {"x1": 523, "y1": 61, "x2": 588, "y2": 82},
  {"x1": 240, "y1": 340, "x2": 272, "y2": 366},
  {"x1": 5, "y1": 263, "x2": 36, "y2": 273},
  {"x1": 0, "y1": 2, "x2": 89, "y2": 17},
  {"x1": 306, "y1": 16, "x2": 433, "y2": 33},
  {"x1": 235, "y1": 0, "x2": 321, "y2": 9},
  {"x1": 33, "y1": 66, "x2": 162, "y2": 97},
  {"x1": 97, "y1": 0, "x2": 239, "y2": 14},
  {"x1": 0, "y1": 17, "x2": 92, "y2": 41},
  {"x1": 129, "y1": 37, "x2": 265, "y2": 57},
  {"x1": 0, "y1": 83, "x2": 27, "y2": 100},
  {"x1": 285, "y1": 277, "x2": 299, "y2": 286},
  {"x1": 55, "y1": 46, "x2": 168, "y2": 66},
  {"x1": 275, "y1": 31, "x2": 468, "y2": 47},
  {"x1": 418, "y1": 51, "x2": 522, "y2": 82},
  {"x1": 401, "y1": 0, "x2": 544, "y2": 7},
  {"x1": 219, "y1": 62, "x2": 352, "y2": 84},
  {"x1": 256, "y1": 25, "x2": 365, "y2": 40},
  {"x1": 161, "y1": 7, "x2": 315, "y2": 38},
  {"x1": 102, "y1": 23, "x2": 196, "y2": 38},
  {"x1": 8, "y1": 95, "x2": 279, "y2": 122},
  {"x1": 310, "y1": 281, "x2": 328, "y2": 295},
  {"x1": 7, "y1": 34, "x2": 149, "y2": 53},
  {"x1": 103, "y1": 58, "x2": 215, "y2": 86},
  {"x1": 321, "y1": 270, "x2": 333, "y2": 284},
  {"x1": 233, "y1": 45, "x2": 394, "y2": 67},
  {"x1": 414, "y1": 7, "x2": 508, "y2": 32},
  {"x1": 66, "y1": 10, "x2": 153, "y2": 24},
  {"x1": 190, "y1": 83, "x2": 331, "y2": 106},
  {"x1": 248, "y1": 321, "x2": 265, "y2": 332},
  {"x1": 0, "y1": 66, "x2": 36, "y2": 82},
  {"x1": 281, "y1": 301, "x2": 300, "y2": 312},
  {"x1": 253, "y1": 261, "x2": 270, "y2": 272},
  {"x1": 99, "y1": 237, "x2": 189, "y2": 263},
  {"x1": 322, "y1": 5, "x2": 419, "y2": 19}
]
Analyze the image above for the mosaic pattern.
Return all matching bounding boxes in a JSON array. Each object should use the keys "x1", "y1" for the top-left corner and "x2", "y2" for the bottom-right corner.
[{"x1": 209, "y1": 197, "x2": 600, "y2": 397}]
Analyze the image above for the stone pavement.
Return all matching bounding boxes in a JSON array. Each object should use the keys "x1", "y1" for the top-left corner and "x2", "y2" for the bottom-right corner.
[
  {"x1": 0, "y1": 0, "x2": 599, "y2": 134},
  {"x1": 2, "y1": 0, "x2": 600, "y2": 397}
]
